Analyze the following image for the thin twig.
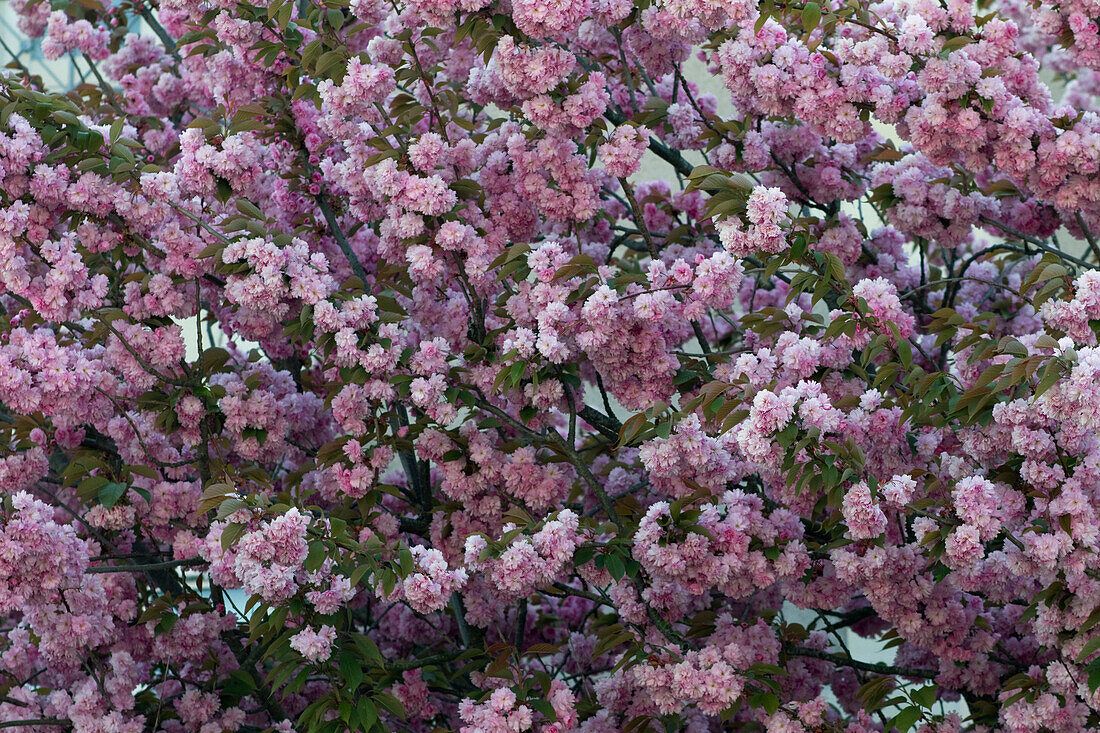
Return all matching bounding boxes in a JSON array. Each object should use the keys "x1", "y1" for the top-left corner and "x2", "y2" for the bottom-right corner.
[
  {"x1": 979, "y1": 216, "x2": 1091, "y2": 269},
  {"x1": 0, "y1": 720, "x2": 68, "y2": 729},
  {"x1": 786, "y1": 646, "x2": 936, "y2": 679},
  {"x1": 1075, "y1": 212, "x2": 1100, "y2": 263},
  {"x1": 619, "y1": 178, "x2": 658, "y2": 258},
  {"x1": 86, "y1": 557, "x2": 204, "y2": 574}
]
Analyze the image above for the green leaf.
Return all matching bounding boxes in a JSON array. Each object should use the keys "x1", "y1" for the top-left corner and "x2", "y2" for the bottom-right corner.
[
  {"x1": 357, "y1": 697, "x2": 378, "y2": 729},
  {"x1": 593, "y1": 629, "x2": 634, "y2": 658},
  {"x1": 397, "y1": 546, "x2": 415, "y2": 577},
  {"x1": 236, "y1": 199, "x2": 265, "y2": 220},
  {"x1": 99, "y1": 482, "x2": 128, "y2": 509},
  {"x1": 801, "y1": 2, "x2": 821, "y2": 33},
  {"x1": 749, "y1": 692, "x2": 780, "y2": 715},
  {"x1": 605, "y1": 553, "x2": 626, "y2": 580},
  {"x1": 315, "y1": 50, "x2": 345, "y2": 78},
  {"x1": 77, "y1": 475, "x2": 109, "y2": 501},
  {"x1": 890, "y1": 706, "x2": 922, "y2": 733},
  {"x1": 1088, "y1": 660, "x2": 1100, "y2": 693},
  {"x1": 216, "y1": 496, "x2": 247, "y2": 520},
  {"x1": 199, "y1": 346, "x2": 231, "y2": 373},
  {"x1": 221, "y1": 521, "x2": 246, "y2": 551},
  {"x1": 940, "y1": 36, "x2": 974, "y2": 55},
  {"x1": 215, "y1": 177, "x2": 233, "y2": 203},
  {"x1": 1082, "y1": 607, "x2": 1100, "y2": 635},
  {"x1": 617, "y1": 412, "x2": 649, "y2": 447},
  {"x1": 373, "y1": 692, "x2": 405, "y2": 719},
  {"x1": 747, "y1": 663, "x2": 789, "y2": 678},
  {"x1": 353, "y1": 633, "x2": 386, "y2": 667},
  {"x1": 377, "y1": 567, "x2": 395, "y2": 598},
  {"x1": 1034, "y1": 360, "x2": 1066, "y2": 399},
  {"x1": 155, "y1": 612, "x2": 178, "y2": 634},
  {"x1": 508, "y1": 361, "x2": 525, "y2": 388},
  {"x1": 304, "y1": 541, "x2": 328, "y2": 572},
  {"x1": 340, "y1": 651, "x2": 363, "y2": 691},
  {"x1": 127, "y1": 464, "x2": 159, "y2": 481},
  {"x1": 911, "y1": 685, "x2": 937, "y2": 709},
  {"x1": 1077, "y1": 636, "x2": 1100, "y2": 663}
]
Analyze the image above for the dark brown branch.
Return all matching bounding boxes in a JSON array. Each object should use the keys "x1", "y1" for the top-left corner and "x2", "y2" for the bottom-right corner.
[
  {"x1": 979, "y1": 215, "x2": 1092, "y2": 269},
  {"x1": 86, "y1": 557, "x2": 204, "y2": 574},
  {"x1": 618, "y1": 178, "x2": 658, "y2": 258},
  {"x1": 579, "y1": 405, "x2": 620, "y2": 441},
  {"x1": 0, "y1": 720, "x2": 68, "y2": 729},
  {"x1": 604, "y1": 106, "x2": 694, "y2": 179},
  {"x1": 1075, "y1": 212, "x2": 1100, "y2": 263},
  {"x1": 315, "y1": 193, "x2": 369, "y2": 285},
  {"x1": 787, "y1": 646, "x2": 936, "y2": 679}
]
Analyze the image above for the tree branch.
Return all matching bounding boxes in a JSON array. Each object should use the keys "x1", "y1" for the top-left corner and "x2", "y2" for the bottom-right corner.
[
  {"x1": 786, "y1": 646, "x2": 936, "y2": 679},
  {"x1": 0, "y1": 720, "x2": 68, "y2": 729},
  {"x1": 979, "y1": 215, "x2": 1092, "y2": 269},
  {"x1": 86, "y1": 557, "x2": 204, "y2": 574},
  {"x1": 315, "y1": 193, "x2": 369, "y2": 285}
]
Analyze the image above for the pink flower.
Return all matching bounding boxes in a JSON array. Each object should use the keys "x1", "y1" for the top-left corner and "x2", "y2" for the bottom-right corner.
[
  {"x1": 599, "y1": 126, "x2": 650, "y2": 178},
  {"x1": 841, "y1": 482, "x2": 887, "y2": 540},
  {"x1": 290, "y1": 625, "x2": 337, "y2": 662},
  {"x1": 944, "y1": 524, "x2": 983, "y2": 568}
]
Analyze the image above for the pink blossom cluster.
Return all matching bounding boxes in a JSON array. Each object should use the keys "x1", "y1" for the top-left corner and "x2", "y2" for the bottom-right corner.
[
  {"x1": 870, "y1": 154, "x2": 997, "y2": 249},
  {"x1": 718, "y1": 187, "x2": 789, "y2": 256},
  {"x1": 326, "y1": 437, "x2": 394, "y2": 501},
  {"x1": 104, "y1": 320, "x2": 186, "y2": 392},
  {"x1": 211, "y1": 361, "x2": 318, "y2": 460},
  {"x1": 197, "y1": 507, "x2": 310, "y2": 604},
  {"x1": 171, "y1": 129, "x2": 271, "y2": 198},
  {"x1": 599, "y1": 618, "x2": 780, "y2": 719},
  {"x1": 0, "y1": 327, "x2": 113, "y2": 428},
  {"x1": 852, "y1": 276, "x2": 917, "y2": 341},
  {"x1": 0, "y1": 442, "x2": 48, "y2": 494},
  {"x1": 718, "y1": 123, "x2": 880, "y2": 218},
  {"x1": 521, "y1": 72, "x2": 610, "y2": 138},
  {"x1": 389, "y1": 669, "x2": 439, "y2": 720},
  {"x1": 464, "y1": 510, "x2": 580, "y2": 598},
  {"x1": 290, "y1": 624, "x2": 338, "y2": 662},
  {"x1": 0, "y1": 491, "x2": 89, "y2": 612},
  {"x1": 598, "y1": 125, "x2": 650, "y2": 178},
  {"x1": 510, "y1": 0, "x2": 590, "y2": 39},
  {"x1": 415, "y1": 426, "x2": 576, "y2": 514},
  {"x1": 221, "y1": 236, "x2": 337, "y2": 318},
  {"x1": 318, "y1": 58, "x2": 396, "y2": 126},
  {"x1": 457, "y1": 687, "x2": 534, "y2": 733},
  {"x1": 1037, "y1": 345, "x2": 1100, "y2": 430},
  {"x1": 41, "y1": 10, "x2": 110, "y2": 61},
  {"x1": 1041, "y1": 270, "x2": 1100, "y2": 344},
  {"x1": 382, "y1": 545, "x2": 468, "y2": 614},
  {"x1": 840, "y1": 482, "x2": 887, "y2": 540},
  {"x1": 734, "y1": 387, "x2": 799, "y2": 464},
  {"x1": 1029, "y1": 2, "x2": 1100, "y2": 70},
  {"x1": 633, "y1": 489, "x2": 808, "y2": 597},
  {"x1": 638, "y1": 414, "x2": 739, "y2": 497},
  {"x1": 475, "y1": 36, "x2": 576, "y2": 104},
  {"x1": 718, "y1": 18, "x2": 888, "y2": 144},
  {"x1": 0, "y1": 225, "x2": 110, "y2": 321}
]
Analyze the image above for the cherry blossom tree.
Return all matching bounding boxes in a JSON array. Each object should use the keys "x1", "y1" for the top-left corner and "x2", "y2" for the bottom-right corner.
[{"x1": 4, "y1": 0, "x2": 1100, "y2": 730}]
